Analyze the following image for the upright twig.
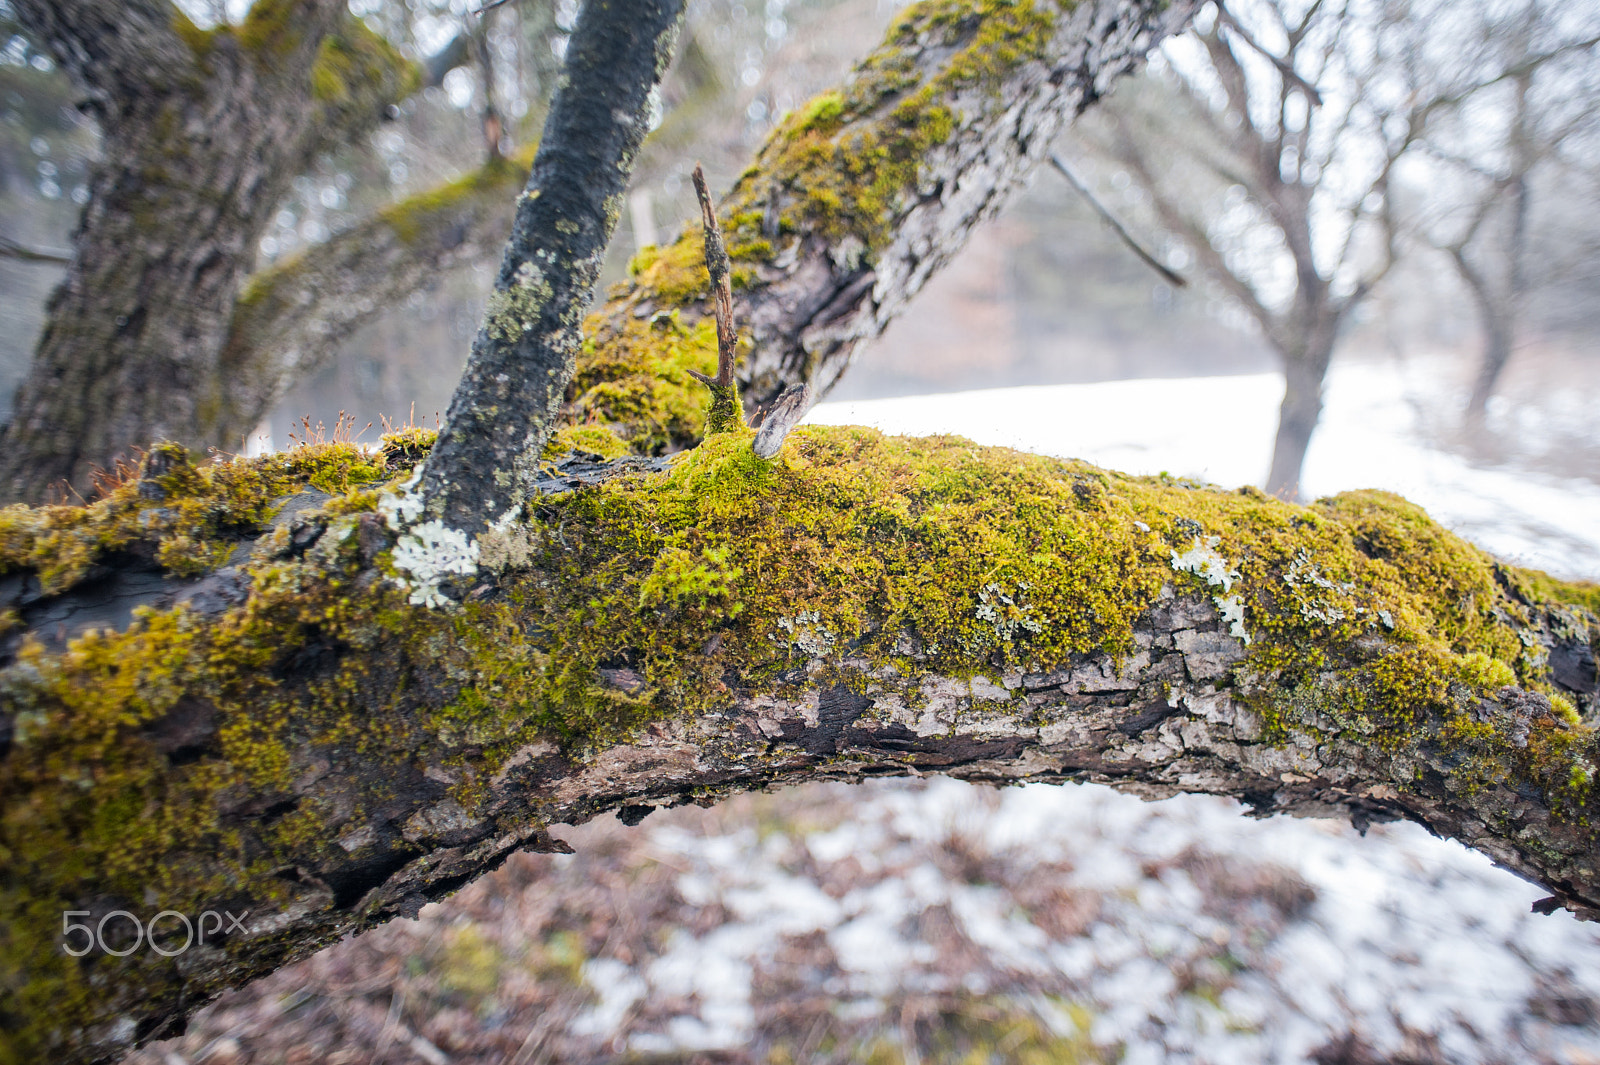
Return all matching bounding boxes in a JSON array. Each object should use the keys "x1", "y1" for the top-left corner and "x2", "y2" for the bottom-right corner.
[
  {"x1": 1048, "y1": 155, "x2": 1188, "y2": 289},
  {"x1": 686, "y1": 163, "x2": 742, "y2": 434}
]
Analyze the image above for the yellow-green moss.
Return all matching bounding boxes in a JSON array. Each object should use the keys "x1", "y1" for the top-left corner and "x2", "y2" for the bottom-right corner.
[
  {"x1": 544, "y1": 424, "x2": 632, "y2": 460},
  {"x1": 564, "y1": 312, "x2": 722, "y2": 454},
  {"x1": 1, "y1": 426, "x2": 1595, "y2": 1060},
  {"x1": 0, "y1": 441, "x2": 405, "y2": 595}
]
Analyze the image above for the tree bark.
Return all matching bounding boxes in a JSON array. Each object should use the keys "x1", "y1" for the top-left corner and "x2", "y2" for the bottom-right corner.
[
  {"x1": 0, "y1": 436, "x2": 1596, "y2": 1065},
  {"x1": 415, "y1": 0, "x2": 688, "y2": 535},
  {"x1": 0, "y1": 0, "x2": 418, "y2": 504}
]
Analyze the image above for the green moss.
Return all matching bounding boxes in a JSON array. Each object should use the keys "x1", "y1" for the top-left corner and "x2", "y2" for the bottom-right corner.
[
  {"x1": 374, "y1": 148, "x2": 531, "y2": 247},
  {"x1": 169, "y1": 9, "x2": 216, "y2": 59},
  {"x1": 1, "y1": 426, "x2": 1594, "y2": 1058},
  {"x1": 236, "y1": 0, "x2": 305, "y2": 60},
  {"x1": 564, "y1": 312, "x2": 721, "y2": 454},
  {"x1": 703, "y1": 382, "x2": 744, "y2": 436},
  {"x1": 0, "y1": 441, "x2": 405, "y2": 595},
  {"x1": 544, "y1": 424, "x2": 632, "y2": 460}
]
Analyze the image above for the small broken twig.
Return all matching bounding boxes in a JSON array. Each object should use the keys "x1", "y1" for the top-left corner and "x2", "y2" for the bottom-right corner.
[
  {"x1": 686, "y1": 163, "x2": 742, "y2": 434},
  {"x1": 0, "y1": 233, "x2": 71, "y2": 265},
  {"x1": 1048, "y1": 154, "x2": 1188, "y2": 289},
  {"x1": 752, "y1": 383, "x2": 811, "y2": 459}
]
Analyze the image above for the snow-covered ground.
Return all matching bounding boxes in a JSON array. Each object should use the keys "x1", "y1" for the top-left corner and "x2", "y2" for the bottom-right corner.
[{"x1": 806, "y1": 358, "x2": 1600, "y2": 580}]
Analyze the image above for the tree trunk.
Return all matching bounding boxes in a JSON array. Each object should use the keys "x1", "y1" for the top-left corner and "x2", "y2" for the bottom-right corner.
[
  {"x1": 1265, "y1": 301, "x2": 1342, "y2": 502},
  {"x1": 0, "y1": 0, "x2": 417, "y2": 504},
  {"x1": 1464, "y1": 293, "x2": 1516, "y2": 426},
  {"x1": 0, "y1": 436, "x2": 1596, "y2": 1065}
]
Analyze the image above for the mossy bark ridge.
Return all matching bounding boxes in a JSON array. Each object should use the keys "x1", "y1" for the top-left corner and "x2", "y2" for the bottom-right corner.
[
  {"x1": 415, "y1": 0, "x2": 688, "y2": 535},
  {"x1": 0, "y1": 0, "x2": 419, "y2": 503},
  {"x1": 0, "y1": 434, "x2": 1596, "y2": 1063}
]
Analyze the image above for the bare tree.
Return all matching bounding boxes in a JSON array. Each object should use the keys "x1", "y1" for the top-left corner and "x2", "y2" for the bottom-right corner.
[
  {"x1": 1072, "y1": 0, "x2": 1429, "y2": 499},
  {"x1": 1398, "y1": 0, "x2": 1600, "y2": 424}
]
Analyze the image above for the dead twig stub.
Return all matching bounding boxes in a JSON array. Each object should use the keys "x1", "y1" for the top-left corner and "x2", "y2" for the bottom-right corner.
[
  {"x1": 687, "y1": 164, "x2": 742, "y2": 434},
  {"x1": 752, "y1": 383, "x2": 812, "y2": 459}
]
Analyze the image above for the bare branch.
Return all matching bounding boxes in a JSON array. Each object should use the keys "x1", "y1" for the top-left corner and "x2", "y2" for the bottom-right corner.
[
  {"x1": 691, "y1": 163, "x2": 743, "y2": 434},
  {"x1": 1214, "y1": 1, "x2": 1325, "y2": 106},
  {"x1": 0, "y1": 233, "x2": 71, "y2": 265},
  {"x1": 1048, "y1": 154, "x2": 1188, "y2": 288}
]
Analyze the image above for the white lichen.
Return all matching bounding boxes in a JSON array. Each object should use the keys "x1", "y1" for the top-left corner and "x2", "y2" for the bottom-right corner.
[
  {"x1": 1171, "y1": 536, "x2": 1239, "y2": 592},
  {"x1": 391, "y1": 520, "x2": 479, "y2": 607},
  {"x1": 1171, "y1": 537, "x2": 1250, "y2": 645},
  {"x1": 775, "y1": 610, "x2": 837, "y2": 656},
  {"x1": 1215, "y1": 594, "x2": 1251, "y2": 645},
  {"x1": 975, "y1": 582, "x2": 1044, "y2": 644},
  {"x1": 378, "y1": 470, "x2": 424, "y2": 530}
]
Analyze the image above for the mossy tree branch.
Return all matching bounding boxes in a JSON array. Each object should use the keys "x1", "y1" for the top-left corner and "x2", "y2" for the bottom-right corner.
[
  {"x1": 562, "y1": 0, "x2": 1204, "y2": 455},
  {"x1": 0, "y1": 433, "x2": 1596, "y2": 1064},
  {"x1": 5, "y1": 2, "x2": 1600, "y2": 1063}
]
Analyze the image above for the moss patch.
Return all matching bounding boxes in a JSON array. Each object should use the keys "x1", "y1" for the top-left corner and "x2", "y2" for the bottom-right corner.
[{"x1": 0, "y1": 441, "x2": 400, "y2": 594}]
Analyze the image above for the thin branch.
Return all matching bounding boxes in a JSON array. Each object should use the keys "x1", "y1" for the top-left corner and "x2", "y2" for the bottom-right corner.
[
  {"x1": 1048, "y1": 154, "x2": 1187, "y2": 288},
  {"x1": 692, "y1": 165, "x2": 737, "y2": 390},
  {"x1": 689, "y1": 163, "x2": 743, "y2": 434},
  {"x1": 1214, "y1": 1, "x2": 1325, "y2": 106},
  {"x1": 0, "y1": 234, "x2": 71, "y2": 265}
]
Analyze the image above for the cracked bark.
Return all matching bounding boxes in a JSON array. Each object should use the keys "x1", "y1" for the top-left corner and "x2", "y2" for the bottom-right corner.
[{"x1": 0, "y1": 0, "x2": 419, "y2": 503}]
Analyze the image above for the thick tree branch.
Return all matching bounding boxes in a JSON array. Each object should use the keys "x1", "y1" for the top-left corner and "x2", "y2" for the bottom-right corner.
[
  {"x1": 0, "y1": 433, "x2": 1596, "y2": 1063},
  {"x1": 216, "y1": 153, "x2": 531, "y2": 443}
]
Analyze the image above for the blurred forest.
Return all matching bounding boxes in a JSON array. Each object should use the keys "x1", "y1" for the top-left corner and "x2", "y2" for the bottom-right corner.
[
  {"x1": 4, "y1": 0, "x2": 1596, "y2": 490},
  {"x1": 6, "y1": 1, "x2": 1600, "y2": 1062}
]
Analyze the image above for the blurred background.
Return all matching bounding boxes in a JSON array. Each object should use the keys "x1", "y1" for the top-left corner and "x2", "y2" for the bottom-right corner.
[{"x1": 6, "y1": 0, "x2": 1600, "y2": 1061}]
